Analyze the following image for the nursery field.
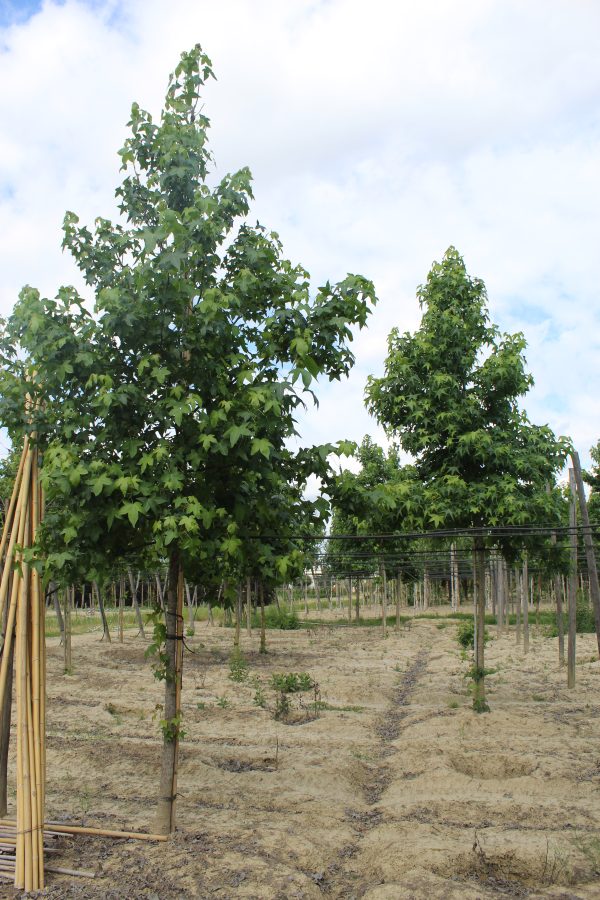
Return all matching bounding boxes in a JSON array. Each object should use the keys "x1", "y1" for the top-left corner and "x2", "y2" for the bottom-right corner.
[{"x1": 3, "y1": 611, "x2": 600, "y2": 899}]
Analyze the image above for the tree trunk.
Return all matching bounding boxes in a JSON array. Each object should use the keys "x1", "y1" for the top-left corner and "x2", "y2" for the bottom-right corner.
[
  {"x1": 259, "y1": 582, "x2": 266, "y2": 654},
  {"x1": 380, "y1": 562, "x2": 387, "y2": 637},
  {"x1": 63, "y1": 587, "x2": 72, "y2": 673},
  {"x1": 568, "y1": 468, "x2": 577, "y2": 688},
  {"x1": 52, "y1": 586, "x2": 64, "y2": 646},
  {"x1": 155, "y1": 547, "x2": 184, "y2": 834},
  {"x1": 571, "y1": 450, "x2": 600, "y2": 657},
  {"x1": 472, "y1": 538, "x2": 489, "y2": 712},
  {"x1": 93, "y1": 582, "x2": 111, "y2": 642},
  {"x1": 184, "y1": 581, "x2": 195, "y2": 637},
  {"x1": 128, "y1": 570, "x2": 146, "y2": 639},
  {"x1": 515, "y1": 569, "x2": 521, "y2": 643},
  {"x1": 554, "y1": 574, "x2": 565, "y2": 666},
  {"x1": 246, "y1": 577, "x2": 252, "y2": 637},
  {"x1": 118, "y1": 576, "x2": 124, "y2": 643},
  {"x1": 234, "y1": 583, "x2": 241, "y2": 649}
]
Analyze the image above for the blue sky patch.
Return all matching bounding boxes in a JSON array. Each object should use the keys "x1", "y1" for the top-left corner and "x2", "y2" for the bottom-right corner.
[{"x1": 0, "y1": 0, "x2": 43, "y2": 26}]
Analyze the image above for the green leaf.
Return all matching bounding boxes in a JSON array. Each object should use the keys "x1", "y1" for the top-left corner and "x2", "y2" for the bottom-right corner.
[
  {"x1": 250, "y1": 438, "x2": 271, "y2": 458},
  {"x1": 120, "y1": 501, "x2": 142, "y2": 526}
]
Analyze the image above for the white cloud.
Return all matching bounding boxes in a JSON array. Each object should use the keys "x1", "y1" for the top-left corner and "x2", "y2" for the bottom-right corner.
[{"x1": 0, "y1": 0, "x2": 599, "y2": 467}]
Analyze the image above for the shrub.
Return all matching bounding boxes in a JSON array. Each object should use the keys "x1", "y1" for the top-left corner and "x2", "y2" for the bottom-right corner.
[
  {"x1": 264, "y1": 606, "x2": 301, "y2": 630},
  {"x1": 270, "y1": 672, "x2": 314, "y2": 693},
  {"x1": 456, "y1": 619, "x2": 489, "y2": 650},
  {"x1": 546, "y1": 598, "x2": 596, "y2": 637},
  {"x1": 228, "y1": 649, "x2": 249, "y2": 682}
]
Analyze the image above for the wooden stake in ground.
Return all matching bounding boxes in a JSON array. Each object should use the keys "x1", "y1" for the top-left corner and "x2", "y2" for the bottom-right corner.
[
  {"x1": 521, "y1": 554, "x2": 529, "y2": 653},
  {"x1": 0, "y1": 437, "x2": 46, "y2": 890}
]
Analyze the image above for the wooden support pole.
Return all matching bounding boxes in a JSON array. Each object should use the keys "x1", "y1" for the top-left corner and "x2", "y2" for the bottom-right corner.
[
  {"x1": 571, "y1": 450, "x2": 600, "y2": 658},
  {"x1": 568, "y1": 468, "x2": 577, "y2": 688}
]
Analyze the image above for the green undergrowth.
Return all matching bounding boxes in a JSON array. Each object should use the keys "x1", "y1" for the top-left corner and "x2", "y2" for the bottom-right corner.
[{"x1": 45, "y1": 608, "x2": 140, "y2": 639}]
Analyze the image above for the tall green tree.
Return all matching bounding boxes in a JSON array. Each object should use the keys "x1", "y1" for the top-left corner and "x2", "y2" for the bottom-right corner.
[
  {"x1": 0, "y1": 46, "x2": 376, "y2": 830},
  {"x1": 584, "y1": 440, "x2": 600, "y2": 525},
  {"x1": 366, "y1": 247, "x2": 569, "y2": 710}
]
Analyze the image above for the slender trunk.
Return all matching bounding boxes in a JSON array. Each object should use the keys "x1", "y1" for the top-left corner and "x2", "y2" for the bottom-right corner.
[
  {"x1": 472, "y1": 538, "x2": 489, "y2": 712},
  {"x1": 380, "y1": 562, "x2": 387, "y2": 637},
  {"x1": 118, "y1": 576, "x2": 124, "y2": 643},
  {"x1": 354, "y1": 576, "x2": 360, "y2": 621},
  {"x1": 155, "y1": 547, "x2": 184, "y2": 834},
  {"x1": 571, "y1": 451, "x2": 600, "y2": 657},
  {"x1": 395, "y1": 574, "x2": 401, "y2": 631},
  {"x1": 312, "y1": 568, "x2": 320, "y2": 612},
  {"x1": 93, "y1": 582, "x2": 111, "y2": 642},
  {"x1": 555, "y1": 574, "x2": 565, "y2": 665},
  {"x1": 568, "y1": 468, "x2": 577, "y2": 688},
  {"x1": 128, "y1": 570, "x2": 146, "y2": 639},
  {"x1": 63, "y1": 587, "x2": 72, "y2": 673},
  {"x1": 497, "y1": 557, "x2": 504, "y2": 635},
  {"x1": 234, "y1": 584, "x2": 241, "y2": 649},
  {"x1": 154, "y1": 574, "x2": 166, "y2": 612},
  {"x1": 52, "y1": 587, "x2": 64, "y2": 646},
  {"x1": 184, "y1": 581, "x2": 195, "y2": 637},
  {"x1": 246, "y1": 577, "x2": 252, "y2": 637},
  {"x1": 521, "y1": 556, "x2": 529, "y2": 653},
  {"x1": 515, "y1": 570, "x2": 521, "y2": 643},
  {"x1": 347, "y1": 576, "x2": 352, "y2": 624},
  {"x1": 259, "y1": 583, "x2": 266, "y2": 654}
]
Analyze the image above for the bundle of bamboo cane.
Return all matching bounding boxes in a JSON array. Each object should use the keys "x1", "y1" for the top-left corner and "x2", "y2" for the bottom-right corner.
[{"x1": 0, "y1": 435, "x2": 45, "y2": 891}]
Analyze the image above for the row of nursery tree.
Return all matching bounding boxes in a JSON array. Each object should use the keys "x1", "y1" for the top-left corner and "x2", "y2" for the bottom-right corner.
[{"x1": 0, "y1": 46, "x2": 598, "y2": 829}]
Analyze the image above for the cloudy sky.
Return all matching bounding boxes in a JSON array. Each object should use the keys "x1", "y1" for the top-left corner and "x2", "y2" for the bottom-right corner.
[{"x1": 0, "y1": 0, "x2": 599, "y2": 469}]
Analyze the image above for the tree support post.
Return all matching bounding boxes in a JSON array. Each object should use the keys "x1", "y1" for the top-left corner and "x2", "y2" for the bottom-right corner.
[
  {"x1": 571, "y1": 450, "x2": 600, "y2": 658},
  {"x1": 155, "y1": 548, "x2": 184, "y2": 834},
  {"x1": 472, "y1": 538, "x2": 489, "y2": 713}
]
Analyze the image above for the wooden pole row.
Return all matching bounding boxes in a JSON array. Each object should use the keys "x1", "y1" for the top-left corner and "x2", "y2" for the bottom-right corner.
[{"x1": 0, "y1": 437, "x2": 46, "y2": 891}]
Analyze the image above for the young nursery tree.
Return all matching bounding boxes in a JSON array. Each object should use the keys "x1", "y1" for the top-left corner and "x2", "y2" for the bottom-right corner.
[
  {"x1": 366, "y1": 247, "x2": 569, "y2": 710},
  {"x1": 0, "y1": 46, "x2": 376, "y2": 831}
]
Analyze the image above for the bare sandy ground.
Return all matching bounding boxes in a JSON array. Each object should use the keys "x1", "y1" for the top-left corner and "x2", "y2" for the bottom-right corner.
[{"x1": 3, "y1": 609, "x2": 600, "y2": 898}]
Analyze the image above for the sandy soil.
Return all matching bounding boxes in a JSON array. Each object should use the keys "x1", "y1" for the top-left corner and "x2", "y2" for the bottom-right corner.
[{"x1": 2, "y1": 608, "x2": 600, "y2": 899}]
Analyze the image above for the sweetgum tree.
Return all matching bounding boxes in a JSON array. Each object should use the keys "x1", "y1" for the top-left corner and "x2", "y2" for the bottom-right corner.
[
  {"x1": 0, "y1": 46, "x2": 376, "y2": 830},
  {"x1": 366, "y1": 247, "x2": 568, "y2": 711}
]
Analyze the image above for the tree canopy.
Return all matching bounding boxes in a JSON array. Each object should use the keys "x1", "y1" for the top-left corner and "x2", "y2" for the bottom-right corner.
[
  {"x1": 0, "y1": 46, "x2": 376, "y2": 589},
  {"x1": 365, "y1": 246, "x2": 569, "y2": 538}
]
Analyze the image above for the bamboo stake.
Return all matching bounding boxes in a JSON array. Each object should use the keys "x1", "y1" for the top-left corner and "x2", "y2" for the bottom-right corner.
[{"x1": 0, "y1": 819, "x2": 168, "y2": 841}]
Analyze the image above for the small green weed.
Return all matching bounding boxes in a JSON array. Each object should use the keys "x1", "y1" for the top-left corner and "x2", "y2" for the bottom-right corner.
[
  {"x1": 274, "y1": 692, "x2": 291, "y2": 720},
  {"x1": 229, "y1": 649, "x2": 249, "y2": 682},
  {"x1": 216, "y1": 696, "x2": 230, "y2": 708},
  {"x1": 314, "y1": 701, "x2": 365, "y2": 713},
  {"x1": 253, "y1": 685, "x2": 267, "y2": 708},
  {"x1": 104, "y1": 702, "x2": 122, "y2": 724},
  {"x1": 571, "y1": 832, "x2": 600, "y2": 876}
]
